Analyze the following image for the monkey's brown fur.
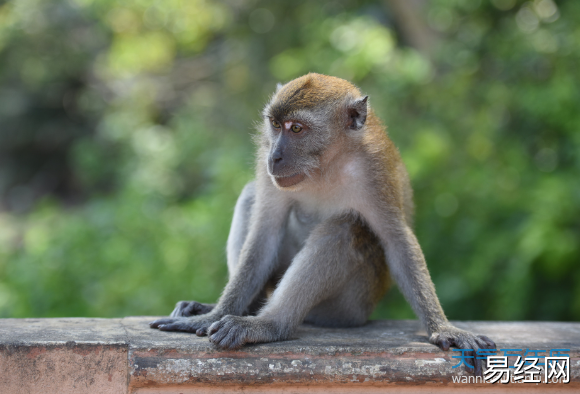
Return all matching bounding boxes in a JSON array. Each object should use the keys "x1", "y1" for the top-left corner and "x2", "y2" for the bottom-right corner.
[
  {"x1": 270, "y1": 73, "x2": 360, "y2": 118},
  {"x1": 151, "y1": 73, "x2": 495, "y2": 376}
]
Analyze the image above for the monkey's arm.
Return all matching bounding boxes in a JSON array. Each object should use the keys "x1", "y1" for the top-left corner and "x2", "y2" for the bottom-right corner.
[
  {"x1": 150, "y1": 178, "x2": 290, "y2": 334},
  {"x1": 213, "y1": 191, "x2": 290, "y2": 318},
  {"x1": 367, "y1": 214, "x2": 495, "y2": 376}
]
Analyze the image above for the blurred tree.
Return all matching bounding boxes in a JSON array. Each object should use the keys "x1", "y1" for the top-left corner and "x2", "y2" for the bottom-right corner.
[
  {"x1": 0, "y1": 0, "x2": 578, "y2": 322},
  {"x1": 0, "y1": 1, "x2": 112, "y2": 211}
]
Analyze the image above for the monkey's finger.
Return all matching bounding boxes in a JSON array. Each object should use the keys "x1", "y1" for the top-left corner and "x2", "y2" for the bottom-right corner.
[
  {"x1": 208, "y1": 327, "x2": 228, "y2": 343},
  {"x1": 476, "y1": 352, "x2": 487, "y2": 376},
  {"x1": 439, "y1": 338, "x2": 450, "y2": 351},
  {"x1": 196, "y1": 327, "x2": 208, "y2": 336},
  {"x1": 468, "y1": 349, "x2": 478, "y2": 375},
  {"x1": 471, "y1": 345, "x2": 483, "y2": 377},
  {"x1": 184, "y1": 303, "x2": 199, "y2": 316},
  {"x1": 170, "y1": 301, "x2": 186, "y2": 317},
  {"x1": 149, "y1": 318, "x2": 178, "y2": 328},
  {"x1": 453, "y1": 338, "x2": 475, "y2": 373},
  {"x1": 209, "y1": 319, "x2": 240, "y2": 347},
  {"x1": 473, "y1": 336, "x2": 496, "y2": 375},
  {"x1": 170, "y1": 306, "x2": 187, "y2": 317},
  {"x1": 474, "y1": 335, "x2": 493, "y2": 351},
  {"x1": 208, "y1": 320, "x2": 224, "y2": 336},
  {"x1": 158, "y1": 322, "x2": 195, "y2": 332},
  {"x1": 479, "y1": 335, "x2": 496, "y2": 349},
  {"x1": 474, "y1": 358, "x2": 482, "y2": 377},
  {"x1": 170, "y1": 308, "x2": 185, "y2": 318},
  {"x1": 462, "y1": 338, "x2": 483, "y2": 377},
  {"x1": 211, "y1": 328, "x2": 245, "y2": 350}
]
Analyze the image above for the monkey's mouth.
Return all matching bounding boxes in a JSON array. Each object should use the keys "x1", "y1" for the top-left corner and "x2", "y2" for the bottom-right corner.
[{"x1": 274, "y1": 173, "x2": 306, "y2": 188}]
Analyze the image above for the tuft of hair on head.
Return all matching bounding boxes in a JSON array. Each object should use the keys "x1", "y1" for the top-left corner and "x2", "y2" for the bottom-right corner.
[{"x1": 267, "y1": 73, "x2": 363, "y2": 120}]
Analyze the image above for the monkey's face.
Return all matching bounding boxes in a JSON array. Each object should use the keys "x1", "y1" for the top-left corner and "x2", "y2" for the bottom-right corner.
[
  {"x1": 262, "y1": 73, "x2": 368, "y2": 191},
  {"x1": 263, "y1": 110, "x2": 332, "y2": 190}
]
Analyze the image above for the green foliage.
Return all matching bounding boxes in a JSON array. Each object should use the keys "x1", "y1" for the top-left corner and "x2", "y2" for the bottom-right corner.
[{"x1": 0, "y1": 0, "x2": 578, "y2": 321}]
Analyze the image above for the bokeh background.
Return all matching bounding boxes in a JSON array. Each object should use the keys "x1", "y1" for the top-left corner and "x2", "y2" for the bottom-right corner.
[{"x1": 0, "y1": 0, "x2": 578, "y2": 321}]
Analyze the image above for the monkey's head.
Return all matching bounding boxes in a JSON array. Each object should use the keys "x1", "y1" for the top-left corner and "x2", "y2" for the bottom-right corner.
[{"x1": 261, "y1": 73, "x2": 368, "y2": 191}]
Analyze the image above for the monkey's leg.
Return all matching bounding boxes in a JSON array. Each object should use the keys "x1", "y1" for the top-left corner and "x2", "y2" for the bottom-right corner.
[
  {"x1": 303, "y1": 217, "x2": 389, "y2": 327},
  {"x1": 207, "y1": 214, "x2": 387, "y2": 349},
  {"x1": 151, "y1": 179, "x2": 290, "y2": 334},
  {"x1": 226, "y1": 181, "x2": 256, "y2": 274}
]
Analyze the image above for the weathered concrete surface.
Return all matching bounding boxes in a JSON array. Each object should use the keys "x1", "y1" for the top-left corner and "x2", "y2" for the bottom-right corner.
[
  {"x1": 0, "y1": 317, "x2": 579, "y2": 393},
  {"x1": 127, "y1": 385, "x2": 579, "y2": 394},
  {"x1": 0, "y1": 318, "x2": 128, "y2": 394},
  {"x1": 125, "y1": 318, "x2": 580, "y2": 389}
]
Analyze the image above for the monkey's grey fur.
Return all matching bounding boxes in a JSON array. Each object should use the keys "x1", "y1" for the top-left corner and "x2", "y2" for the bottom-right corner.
[{"x1": 150, "y1": 73, "x2": 495, "y2": 376}]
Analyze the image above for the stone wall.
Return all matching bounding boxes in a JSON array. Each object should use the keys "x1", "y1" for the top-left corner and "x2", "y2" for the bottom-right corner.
[{"x1": 1, "y1": 318, "x2": 578, "y2": 393}]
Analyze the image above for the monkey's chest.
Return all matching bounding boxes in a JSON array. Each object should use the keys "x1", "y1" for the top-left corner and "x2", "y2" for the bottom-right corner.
[
  {"x1": 274, "y1": 206, "x2": 321, "y2": 272},
  {"x1": 286, "y1": 206, "x2": 320, "y2": 244}
]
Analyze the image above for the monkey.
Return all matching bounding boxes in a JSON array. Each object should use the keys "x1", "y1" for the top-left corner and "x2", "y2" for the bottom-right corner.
[{"x1": 150, "y1": 73, "x2": 496, "y2": 376}]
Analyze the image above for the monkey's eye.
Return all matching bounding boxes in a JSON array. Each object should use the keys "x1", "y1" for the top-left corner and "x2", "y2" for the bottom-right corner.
[
  {"x1": 271, "y1": 119, "x2": 281, "y2": 129},
  {"x1": 291, "y1": 125, "x2": 302, "y2": 133}
]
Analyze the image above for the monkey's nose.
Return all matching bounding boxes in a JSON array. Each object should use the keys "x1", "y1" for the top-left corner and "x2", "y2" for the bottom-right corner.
[
  {"x1": 270, "y1": 152, "x2": 284, "y2": 173},
  {"x1": 272, "y1": 149, "x2": 283, "y2": 162},
  {"x1": 272, "y1": 150, "x2": 283, "y2": 162},
  {"x1": 273, "y1": 157, "x2": 284, "y2": 172}
]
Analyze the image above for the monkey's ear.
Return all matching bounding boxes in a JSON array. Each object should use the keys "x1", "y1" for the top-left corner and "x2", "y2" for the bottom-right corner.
[
  {"x1": 347, "y1": 96, "x2": 368, "y2": 130},
  {"x1": 276, "y1": 83, "x2": 284, "y2": 93}
]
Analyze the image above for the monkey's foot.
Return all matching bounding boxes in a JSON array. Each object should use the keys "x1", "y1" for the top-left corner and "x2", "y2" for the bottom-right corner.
[
  {"x1": 170, "y1": 301, "x2": 215, "y2": 317},
  {"x1": 208, "y1": 315, "x2": 280, "y2": 350},
  {"x1": 149, "y1": 314, "x2": 221, "y2": 336},
  {"x1": 429, "y1": 325, "x2": 496, "y2": 376}
]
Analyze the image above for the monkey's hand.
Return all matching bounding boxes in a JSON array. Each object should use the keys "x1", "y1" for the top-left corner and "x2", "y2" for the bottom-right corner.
[
  {"x1": 169, "y1": 301, "x2": 215, "y2": 317},
  {"x1": 207, "y1": 315, "x2": 280, "y2": 350},
  {"x1": 149, "y1": 312, "x2": 223, "y2": 336},
  {"x1": 429, "y1": 325, "x2": 496, "y2": 376}
]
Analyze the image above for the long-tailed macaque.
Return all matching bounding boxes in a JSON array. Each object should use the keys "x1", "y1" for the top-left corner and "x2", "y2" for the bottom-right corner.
[{"x1": 150, "y1": 73, "x2": 495, "y2": 375}]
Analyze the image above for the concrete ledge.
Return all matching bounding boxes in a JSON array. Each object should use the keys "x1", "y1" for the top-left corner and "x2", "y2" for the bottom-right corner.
[{"x1": 1, "y1": 318, "x2": 579, "y2": 393}]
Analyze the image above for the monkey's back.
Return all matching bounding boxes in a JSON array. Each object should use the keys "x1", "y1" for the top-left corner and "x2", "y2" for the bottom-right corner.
[{"x1": 360, "y1": 111, "x2": 415, "y2": 227}]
